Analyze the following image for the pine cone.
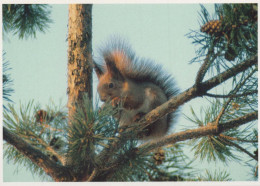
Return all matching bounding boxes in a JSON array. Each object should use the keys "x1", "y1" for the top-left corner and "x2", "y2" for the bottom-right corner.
[
  {"x1": 35, "y1": 109, "x2": 57, "y2": 123},
  {"x1": 35, "y1": 110, "x2": 48, "y2": 123},
  {"x1": 153, "y1": 148, "x2": 165, "y2": 165},
  {"x1": 201, "y1": 20, "x2": 222, "y2": 36}
]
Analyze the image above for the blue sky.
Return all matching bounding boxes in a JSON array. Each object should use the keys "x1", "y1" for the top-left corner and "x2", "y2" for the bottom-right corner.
[{"x1": 2, "y1": 4, "x2": 255, "y2": 182}]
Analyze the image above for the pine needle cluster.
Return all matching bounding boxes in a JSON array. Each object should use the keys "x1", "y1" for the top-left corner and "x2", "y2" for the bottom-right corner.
[
  {"x1": 2, "y1": 52, "x2": 14, "y2": 110},
  {"x1": 188, "y1": 4, "x2": 257, "y2": 70},
  {"x1": 66, "y1": 95, "x2": 194, "y2": 181},
  {"x1": 4, "y1": 94, "x2": 194, "y2": 181},
  {"x1": 2, "y1": 4, "x2": 53, "y2": 39},
  {"x1": 4, "y1": 100, "x2": 67, "y2": 179}
]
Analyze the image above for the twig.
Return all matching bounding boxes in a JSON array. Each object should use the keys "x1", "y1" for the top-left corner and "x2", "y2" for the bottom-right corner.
[
  {"x1": 255, "y1": 165, "x2": 258, "y2": 177},
  {"x1": 219, "y1": 136, "x2": 258, "y2": 161},
  {"x1": 215, "y1": 97, "x2": 233, "y2": 126},
  {"x1": 195, "y1": 47, "x2": 222, "y2": 86},
  {"x1": 205, "y1": 90, "x2": 257, "y2": 98},
  {"x1": 219, "y1": 134, "x2": 258, "y2": 143},
  {"x1": 87, "y1": 168, "x2": 98, "y2": 181},
  {"x1": 214, "y1": 67, "x2": 257, "y2": 125}
]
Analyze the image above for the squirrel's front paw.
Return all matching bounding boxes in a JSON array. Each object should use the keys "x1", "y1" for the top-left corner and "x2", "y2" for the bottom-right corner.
[{"x1": 111, "y1": 97, "x2": 121, "y2": 107}]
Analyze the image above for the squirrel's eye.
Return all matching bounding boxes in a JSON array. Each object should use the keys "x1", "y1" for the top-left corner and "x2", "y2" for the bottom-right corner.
[{"x1": 108, "y1": 83, "x2": 114, "y2": 88}]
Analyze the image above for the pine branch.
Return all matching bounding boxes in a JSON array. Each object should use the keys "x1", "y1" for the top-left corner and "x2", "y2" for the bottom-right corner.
[
  {"x1": 138, "y1": 111, "x2": 257, "y2": 155},
  {"x1": 3, "y1": 126, "x2": 74, "y2": 181},
  {"x1": 137, "y1": 55, "x2": 257, "y2": 131}
]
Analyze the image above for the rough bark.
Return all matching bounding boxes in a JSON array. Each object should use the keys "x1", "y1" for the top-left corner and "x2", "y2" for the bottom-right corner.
[
  {"x1": 66, "y1": 4, "x2": 93, "y2": 166},
  {"x1": 67, "y1": 4, "x2": 93, "y2": 123}
]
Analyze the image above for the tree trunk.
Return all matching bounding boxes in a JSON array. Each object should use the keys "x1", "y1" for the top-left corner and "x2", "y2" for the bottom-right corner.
[{"x1": 67, "y1": 4, "x2": 93, "y2": 165}]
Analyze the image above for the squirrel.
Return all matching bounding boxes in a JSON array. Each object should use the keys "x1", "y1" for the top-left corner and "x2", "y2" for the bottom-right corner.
[{"x1": 94, "y1": 38, "x2": 179, "y2": 140}]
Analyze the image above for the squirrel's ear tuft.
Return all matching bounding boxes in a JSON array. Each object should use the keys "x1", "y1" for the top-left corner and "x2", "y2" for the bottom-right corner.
[
  {"x1": 105, "y1": 55, "x2": 124, "y2": 81},
  {"x1": 93, "y1": 62, "x2": 104, "y2": 79}
]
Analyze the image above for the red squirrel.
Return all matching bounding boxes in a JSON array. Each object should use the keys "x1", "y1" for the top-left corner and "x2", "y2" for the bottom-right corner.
[{"x1": 94, "y1": 38, "x2": 179, "y2": 139}]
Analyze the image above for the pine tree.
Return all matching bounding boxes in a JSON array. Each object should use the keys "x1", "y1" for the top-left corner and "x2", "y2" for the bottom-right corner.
[{"x1": 3, "y1": 4, "x2": 258, "y2": 181}]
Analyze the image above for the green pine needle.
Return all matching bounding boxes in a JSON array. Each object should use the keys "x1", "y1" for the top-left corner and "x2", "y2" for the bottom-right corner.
[
  {"x1": 197, "y1": 169, "x2": 232, "y2": 181},
  {"x1": 3, "y1": 4, "x2": 53, "y2": 39}
]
